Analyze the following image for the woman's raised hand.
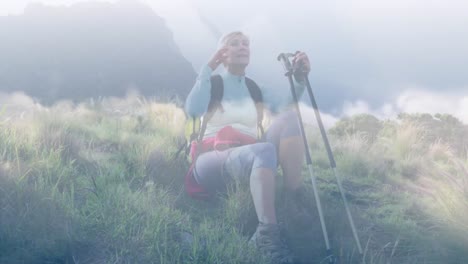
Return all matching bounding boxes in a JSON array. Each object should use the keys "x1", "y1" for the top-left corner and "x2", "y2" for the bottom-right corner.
[{"x1": 208, "y1": 46, "x2": 229, "y2": 71}]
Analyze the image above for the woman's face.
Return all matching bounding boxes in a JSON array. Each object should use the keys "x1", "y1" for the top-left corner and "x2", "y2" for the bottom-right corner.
[{"x1": 224, "y1": 34, "x2": 250, "y2": 68}]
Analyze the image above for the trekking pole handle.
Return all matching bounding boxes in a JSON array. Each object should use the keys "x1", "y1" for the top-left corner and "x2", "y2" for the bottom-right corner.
[
  {"x1": 278, "y1": 52, "x2": 310, "y2": 83},
  {"x1": 277, "y1": 53, "x2": 295, "y2": 75}
]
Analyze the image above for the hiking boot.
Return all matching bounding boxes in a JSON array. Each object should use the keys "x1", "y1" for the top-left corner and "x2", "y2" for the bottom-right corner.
[{"x1": 249, "y1": 222, "x2": 296, "y2": 264}]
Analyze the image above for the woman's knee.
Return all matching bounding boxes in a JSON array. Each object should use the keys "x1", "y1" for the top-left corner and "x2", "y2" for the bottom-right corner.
[
  {"x1": 266, "y1": 110, "x2": 301, "y2": 141},
  {"x1": 250, "y1": 142, "x2": 277, "y2": 170}
]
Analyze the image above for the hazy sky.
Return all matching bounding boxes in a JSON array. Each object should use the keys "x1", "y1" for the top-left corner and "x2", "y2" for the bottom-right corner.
[{"x1": 1, "y1": 0, "x2": 468, "y2": 122}]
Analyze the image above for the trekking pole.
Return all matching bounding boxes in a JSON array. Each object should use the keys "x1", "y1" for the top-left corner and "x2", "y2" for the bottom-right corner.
[
  {"x1": 277, "y1": 53, "x2": 335, "y2": 264},
  {"x1": 291, "y1": 51, "x2": 363, "y2": 255}
]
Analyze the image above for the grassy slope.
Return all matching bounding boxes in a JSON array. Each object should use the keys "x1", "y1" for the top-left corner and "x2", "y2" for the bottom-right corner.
[{"x1": 0, "y1": 97, "x2": 467, "y2": 263}]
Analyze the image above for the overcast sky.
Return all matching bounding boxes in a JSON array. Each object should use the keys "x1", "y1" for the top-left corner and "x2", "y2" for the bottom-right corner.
[{"x1": 1, "y1": 0, "x2": 467, "y2": 123}]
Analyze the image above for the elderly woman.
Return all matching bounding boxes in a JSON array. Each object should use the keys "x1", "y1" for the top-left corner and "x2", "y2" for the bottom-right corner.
[{"x1": 185, "y1": 31, "x2": 311, "y2": 263}]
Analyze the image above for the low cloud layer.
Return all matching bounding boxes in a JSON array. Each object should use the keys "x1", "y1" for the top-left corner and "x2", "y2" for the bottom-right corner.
[{"x1": 342, "y1": 88, "x2": 468, "y2": 123}]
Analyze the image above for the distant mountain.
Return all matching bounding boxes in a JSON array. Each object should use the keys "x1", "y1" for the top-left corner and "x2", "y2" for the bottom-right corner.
[{"x1": 0, "y1": 0, "x2": 196, "y2": 104}]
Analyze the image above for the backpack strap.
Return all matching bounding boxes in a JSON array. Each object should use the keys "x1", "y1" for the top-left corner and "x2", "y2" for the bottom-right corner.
[
  {"x1": 176, "y1": 75, "x2": 226, "y2": 160},
  {"x1": 207, "y1": 75, "x2": 224, "y2": 113},
  {"x1": 245, "y1": 77, "x2": 264, "y2": 139}
]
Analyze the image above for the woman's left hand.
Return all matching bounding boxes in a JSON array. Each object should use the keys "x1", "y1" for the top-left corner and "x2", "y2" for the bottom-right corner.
[{"x1": 292, "y1": 51, "x2": 310, "y2": 74}]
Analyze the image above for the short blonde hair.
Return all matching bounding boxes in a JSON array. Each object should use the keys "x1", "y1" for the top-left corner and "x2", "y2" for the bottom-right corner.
[
  {"x1": 217, "y1": 31, "x2": 249, "y2": 48},
  {"x1": 218, "y1": 31, "x2": 250, "y2": 67}
]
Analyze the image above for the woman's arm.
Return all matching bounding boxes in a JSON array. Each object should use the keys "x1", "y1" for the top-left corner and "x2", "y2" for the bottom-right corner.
[
  {"x1": 262, "y1": 78, "x2": 306, "y2": 114},
  {"x1": 184, "y1": 65, "x2": 213, "y2": 117},
  {"x1": 185, "y1": 46, "x2": 229, "y2": 117},
  {"x1": 262, "y1": 51, "x2": 311, "y2": 114}
]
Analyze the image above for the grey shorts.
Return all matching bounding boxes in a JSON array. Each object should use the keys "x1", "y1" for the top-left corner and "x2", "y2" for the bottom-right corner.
[{"x1": 193, "y1": 110, "x2": 301, "y2": 193}]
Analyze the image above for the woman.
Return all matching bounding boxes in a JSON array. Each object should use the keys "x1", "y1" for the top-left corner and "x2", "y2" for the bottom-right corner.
[{"x1": 185, "y1": 31, "x2": 311, "y2": 263}]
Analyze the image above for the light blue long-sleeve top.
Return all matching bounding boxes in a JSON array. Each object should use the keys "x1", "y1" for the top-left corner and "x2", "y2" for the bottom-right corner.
[{"x1": 185, "y1": 64, "x2": 306, "y2": 138}]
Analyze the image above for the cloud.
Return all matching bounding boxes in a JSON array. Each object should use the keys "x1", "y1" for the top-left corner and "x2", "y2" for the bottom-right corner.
[
  {"x1": 341, "y1": 88, "x2": 468, "y2": 124},
  {"x1": 297, "y1": 102, "x2": 340, "y2": 129},
  {"x1": 396, "y1": 89, "x2": 468, "y2": 123}
]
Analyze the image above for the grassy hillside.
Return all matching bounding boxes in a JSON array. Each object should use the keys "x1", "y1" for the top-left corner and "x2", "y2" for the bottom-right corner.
[{"x1": 1, "y1": 95, "x2": 467, "y2": 263}]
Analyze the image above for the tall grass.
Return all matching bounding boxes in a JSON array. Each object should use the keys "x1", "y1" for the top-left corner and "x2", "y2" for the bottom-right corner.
[{"x1": 1, "y1": 96, "x2": 467, "y2": 263}]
